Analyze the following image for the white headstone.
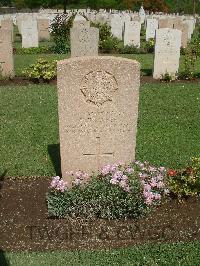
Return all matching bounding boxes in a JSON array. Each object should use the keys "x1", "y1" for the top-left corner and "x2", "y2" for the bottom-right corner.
[
  {"x1": 110, "y1": 14, "x2": 123, "y2": 40},
  {"x1": 139, "y1": 6, "x2": 145, "y2": 24},
  {"x1": 153, "y1": 28, "x2": 182, "y2": 79},
  {"x1": 124, "y1": 21, "x2": 141, "y2": 47},
  {"x1": 146, "y1": 18, "x2": 158, "y2": 41},
  {"x1": 21, "y1": 19, "x2": 38, "y2": 48}
]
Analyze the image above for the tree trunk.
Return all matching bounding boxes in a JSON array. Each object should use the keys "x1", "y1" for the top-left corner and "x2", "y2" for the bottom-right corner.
[{"x1": 63, "y1": 0, "x2": 67, "y2": 14}]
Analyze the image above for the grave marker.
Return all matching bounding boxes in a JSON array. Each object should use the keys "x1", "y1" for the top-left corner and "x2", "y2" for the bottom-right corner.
[{"x1": 57, "y1": 56, "x2": 140, "y2": 180}]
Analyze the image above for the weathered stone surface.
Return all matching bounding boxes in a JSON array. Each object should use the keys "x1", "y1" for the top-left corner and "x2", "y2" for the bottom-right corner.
[
  {"x1": 37, "y1": 19, "x2": 50, "y2": 41},
  {"x1": 70, "y1": 26, "x2": 99, "y2": 57},
  {"x1": 124, "y1": 21, "x2": 141, "y2": 47},
  {"x1": 153, "y1": 28, "x2": 182, "y2": 79},
  {"x1": 57, "y1": 56, "x2": 140, "y2": 180},
  {"x1": 0, "y1": 29, "x2": 14, "y2": 77},
  {"x1": 1, "y1": 19, "x2": 13, "y2": 41},
  {"x1": 173, "y1": 20, "x2": 189, "y2": 48},
  {"x1": 146, "y1": 18, "x2": 158, "y2": 41}
]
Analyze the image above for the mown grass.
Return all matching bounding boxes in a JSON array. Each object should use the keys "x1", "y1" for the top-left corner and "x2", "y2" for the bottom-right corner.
[
  {"x1": 2, "y1": 241, "x2": 200, "y2": 266},
  {"x1": 1, "y1": 82, "x2": 200, "y2": 177}
]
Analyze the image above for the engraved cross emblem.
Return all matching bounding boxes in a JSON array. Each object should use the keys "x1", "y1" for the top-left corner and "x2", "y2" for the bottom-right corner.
[{"x1": 83, "y1": 137, "x2": 114, "y2": 168}]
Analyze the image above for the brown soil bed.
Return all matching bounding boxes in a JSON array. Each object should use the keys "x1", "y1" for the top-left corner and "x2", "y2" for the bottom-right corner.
[
  {"x1": 0, "y1": 177, "x2": 200, "y2": 251},
  {"x1": 0, "y1": 77, "x2": 200, "y2": 87}
]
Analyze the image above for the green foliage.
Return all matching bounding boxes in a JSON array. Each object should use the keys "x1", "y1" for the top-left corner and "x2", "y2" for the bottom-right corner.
[
  {"x1": 100, "y1": 36, "x2": 121, "y2": 53},
  {"x1": 145, "y1": 38, "x2": 155, "y2": 53},
  {"x1": 47, "y1": 174, "x2": 148, "y2": 220},
  {"x1": 118, "y1": 44, "x2": 140, "y2": 54},
  {"x1": 22, "y1": 58, "x2": 57, "y2": 82},
  {"x1": 15, "y1": 46, "x2": 52, "y2": 55},
  {"x1": 167, "y1": 158, "x2": 200, "y2": 200},
  {"x1": 51, "y1": 14, "x2": 75, "y2": 54},
  {"x1": 91, "y1": 22, "x2": 111, "y2": 42},
  {"x1": 161, "y1": 72, "x2": 174, "y2": 82}
]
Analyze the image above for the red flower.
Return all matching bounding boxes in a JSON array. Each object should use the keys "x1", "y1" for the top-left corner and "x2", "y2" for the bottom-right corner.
[{"x1": 167, "y1": 169, "x2": 177, "y2": 177}]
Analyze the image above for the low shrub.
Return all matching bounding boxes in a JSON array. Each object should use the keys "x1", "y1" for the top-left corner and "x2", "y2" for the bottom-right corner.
[
  {"x1": 22, "y1": 58, "x2": 57, "y2": 83},
  {"x1": 14, "y1": 46, "x2": 52, "y2": 55},
  {"x1": 100, "y1": 36, "x2": 122, "y2": 53},
  {"x1": 47, "y1": 161, "x2": 169, "y2": 220},
  {"x1": 91, "y1": 22, "x2": 111, "y2": 43},
  {"x1": 118, "y1": 44, "x2": 140, "y2": 54},
  {"x1": 167, "y1": 158, "x2": 200, "y2": 200},
  {"x1": 161, "y1": 72, "x2": 175, "y2": 82}
]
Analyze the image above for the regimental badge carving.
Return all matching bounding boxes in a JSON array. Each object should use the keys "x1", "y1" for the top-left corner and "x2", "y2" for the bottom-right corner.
[{"x1": 81, "y1": 70, "x2": 118, "y2": 106}]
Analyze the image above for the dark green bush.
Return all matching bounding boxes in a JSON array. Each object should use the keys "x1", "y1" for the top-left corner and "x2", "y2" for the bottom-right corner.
[
  {"x1": 100, "y1": 36, "x2": 122, "y2": 53},
  {"x1": 91, "y1": 22, "x2": 112, "y2": 42},
  {"x1": 51, "y1": 13, "x2": 75, "y2": 54}
]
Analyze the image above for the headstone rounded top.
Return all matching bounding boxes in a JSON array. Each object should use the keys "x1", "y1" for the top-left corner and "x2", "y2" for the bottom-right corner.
[
  {"x1": 74, "y1": 14, "x2": 86, "y2": 22},
  {"x1": 139, "y1": 6, "x2": 145, "y2": 16}
]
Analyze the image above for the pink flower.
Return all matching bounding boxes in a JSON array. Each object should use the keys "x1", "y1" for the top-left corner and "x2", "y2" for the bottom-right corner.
[
  {"x1": 157, "y1": 181, "x2": 164, "y2": 188},
  {"x1": 150, "y1": 178, "x2": 157, "y2": 188},
  {"x1": 112, "y1": 171, "x2": 123, "y2": 180},
  {"x1": 149, "y1": 166, "x2": 156, "y2": 172},
  {"x1": 154, "y1": 193, "x2": 161, "y2": 200},
  {"x1": 119, "y1": 180, "x2": 127, "y2": 188},
  {"x1": 50, "y1": 176, "x2": 60, "y2": 188},
  {"x1": 145, "y1": 197, "x2": 153, "y2": 205},
  {"x1": 110, "y1": 178, "x2": 118, "y2": 185},
  {"x1": 123, "y1": 185, "x2": 131, "y2": 193},
  {"x1": 73, "y1": 178, "x2": 82, "y2": 186},
  {"x1": 144, "y1": 184, "x2": 151, "y2": 191},
  {"x1": 101, "y1": 165, "x2": 111, "y2": 175},
  {"x1": 121, "y1": 175, "x2": 128, "y2": 181},
  {"x1": 159, "y1": 167, "x2": 166, "y2": 172},
  {"x1": 126, "y1": 167, "x2": 134, "y2": 174},
  {"x1": 56, "y1": 179, "x2": 68, "y2": 192}
]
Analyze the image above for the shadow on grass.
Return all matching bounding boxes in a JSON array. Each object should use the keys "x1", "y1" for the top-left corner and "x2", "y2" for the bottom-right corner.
[
  {"x1": 141, "y1": 68, "x2": 152, "y2": 76},
  {"x1": 0, "y1": 170, "x2": 7, "y2": 199},
  {"x1": 48, "y1": 144, "x2": 61, "y2": 176},
  {"x1": 0, "y1": 250, "x2": 10, "y2": 266}
]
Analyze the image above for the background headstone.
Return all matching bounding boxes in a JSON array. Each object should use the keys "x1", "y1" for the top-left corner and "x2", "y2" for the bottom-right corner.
[
  {"x1": 70, "y1": 25, "x2": 99, "y2": 57},
  {"x1": 124, "y1": 21, "x2": 141, "y2": 47},
  {"x1": 146, "y1": 18, "x2": 158, "y2": 41},
  {"x1": 37, "y1": 19, "x2": 50, "y2": 41},
  {"x1": 21, "y1": 19, "x2": 39, "y2": 48},
  {"x1": 0, "y1": 29, "x2": 14, "y2": 77},
  {"x1": 153, "y1": 28, "x2": 182, "y2": 79},
  {"x1": 57, "y1": 56, "x2": 140, "y2": 180},
  {"x1": 110, "y1": 14, "x2": 123, "y2": 40}
]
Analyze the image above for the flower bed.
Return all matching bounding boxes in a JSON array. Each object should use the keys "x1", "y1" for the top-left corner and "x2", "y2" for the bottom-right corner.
[{"x1": 47, "y1": 158, "x2": 200, "y2": 220}]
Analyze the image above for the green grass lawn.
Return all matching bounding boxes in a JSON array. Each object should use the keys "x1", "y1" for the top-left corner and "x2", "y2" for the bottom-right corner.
[
  {"x1": 1, "y1": 82, "x2": 200, "y2": 177},
  {"x1": 2, "y1": 241, "x2": 200, "y2": 266}
]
